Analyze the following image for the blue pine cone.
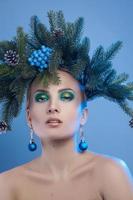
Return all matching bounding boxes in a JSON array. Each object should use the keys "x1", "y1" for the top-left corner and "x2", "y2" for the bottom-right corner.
[{"x1": 28, "y1": 45, "x2": 52, "y2": 71}]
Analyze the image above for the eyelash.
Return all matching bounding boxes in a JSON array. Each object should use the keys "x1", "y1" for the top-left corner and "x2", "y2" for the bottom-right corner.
[{"x1": 35, "y1": 92, "x2": 75, "y2": 102}]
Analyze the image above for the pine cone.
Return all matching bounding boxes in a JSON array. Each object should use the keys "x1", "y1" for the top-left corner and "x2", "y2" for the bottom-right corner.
[
  {"x1": 53, "y1": 28, "x2": 64, "y2": 38},
  {"x1": 0, "y1": 121, "x2": 8, "y2": 133},
  {"x1": 4, "y1": 50, "x2": 20, "y2": 66},
  {"x1": 129, "y1": 118, "x2": 133, "y2": 128}
]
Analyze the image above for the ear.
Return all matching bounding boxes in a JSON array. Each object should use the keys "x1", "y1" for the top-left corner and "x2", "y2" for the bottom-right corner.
[
  {"x1": 26, "y1": 107, "x2": 32, "y2": 128},
  {"x1": 80, "y1": 107, "x2": 89, "y2": 126}
]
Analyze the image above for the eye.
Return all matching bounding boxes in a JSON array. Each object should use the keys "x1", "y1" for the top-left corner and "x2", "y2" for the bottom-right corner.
[
  {"x1": 60, "y1": 91, "x2": 75, "y2": 101},
  {"x1": 35, "y1": 93, "x2": 49, "y2": 102}
]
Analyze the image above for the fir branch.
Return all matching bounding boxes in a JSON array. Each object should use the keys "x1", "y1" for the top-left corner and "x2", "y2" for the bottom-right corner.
[
  {"x1": 70, "y1": 61, "x2": 83, "y2": 78},
  {"x1": 65, "y1": 22, "x2": 75, "y2": 47},
  {"x1": 103, "y1": 69, "x2": 117, "y2": 86},
  {"x1": 80, "y1": 37, "x2": 90, "y2": 54},
  {"x1": 1, "y1": 95, "x2": 19, "y2": 131},
  {"x1": 30, "y1": 15, "x2": 52, "y2": 46},
  {"x1": 106, "y1": 83, "x2": 132, "y2": 101},
  {"x1": 26, "y1": 36, "x2": 39, "y2": 50},
  {"x1": 36, "y1": 23, "x2": 52, "y2": 46},
  {"x1": 47, "y1": 10, "x2": 57, "y2": 32},
  {"x1": 111, "y1": 72, "x2": 129, "y2": 84},
  {"x1": 49, "y1": 49, "x2": 62, "y2": 73},
  {"x1": 15, "y1": 81, "x2": 26, "y2": 111},
  {"x1": 0, "y1": 84, "x2": 10, "y2": 101},
  {"x1": 126, "y1": 82, "x2": 133, "y2": 90},
  {"x1": 29, "y1": 16, "x2": 42, "y2": 47},
  {"x1": 0, "y1": 64, "x2": 10, "y2": 75},
  {"x1": 56, "y1": 10, "x2": 66, "y2": 32},
  {"x1": 92, "y1": 60, "x2": 112, "y2": 76},
  {"x1": 90, "y1": 45, "x2": 105, "y2": 70},
  {"x1": 16, "y1": 27, "x2": 27, "y2": 62},
  {"x1": 78, "y1": 38, "x2": 90, "y2": 65},
  {"x1": 118, "y1": 100, "x2": 133, "y2": 117},
  {"x1": 84, "y1": 88, "x2": 100, "y2": 100},
  {"x1": 1, "y1": 79, "x2": 27, "y2": 130},
  {"x1": 127, "y1": 94, "x2": 133, "y2": 101},
  {"x1": 20, "y1": 64, "x2": 37, "y2": 80},
  {"x1": 0, "y1": 64, "x2": 19, "y2": 79},
  {"x1": 73, "y1": 17, "x2": 84, "y2": 44},
  {"x1": 105, "y1": 41, "x2": 123, "y2": 61}
]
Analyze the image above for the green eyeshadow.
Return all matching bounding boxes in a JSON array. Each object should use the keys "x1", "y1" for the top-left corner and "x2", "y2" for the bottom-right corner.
[
  {"x1": 34, "y1": 90, "x2": 75, "y2": 102},
  {"x1": 35, "y1": 92, "x2": 49, "y2": 102},
  {"x1": 59, "y1": 91, "x2": 75, "y2": 101}
]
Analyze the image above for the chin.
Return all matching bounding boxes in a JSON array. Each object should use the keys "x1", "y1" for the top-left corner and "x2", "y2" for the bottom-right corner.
[{"x1": 40, "y1": 130, "x2": 74, "y2": 140}]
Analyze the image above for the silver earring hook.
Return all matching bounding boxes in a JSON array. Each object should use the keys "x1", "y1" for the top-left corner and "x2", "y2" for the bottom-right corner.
[
  {"x1": 79, "y1": 124, "x2": 85, "y2": 142},
  {"x1": 28, "y1": 124, "x2": 37, "y2": 151}
]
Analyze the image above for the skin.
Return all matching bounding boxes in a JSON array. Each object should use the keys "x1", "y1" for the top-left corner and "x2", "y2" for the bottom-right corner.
[
  {"x1": 26, "y1": 69, "x2": 89, "y2": 178},
  {"x1": 0, "y1": 70, "x2": 133, "y2": 200}
]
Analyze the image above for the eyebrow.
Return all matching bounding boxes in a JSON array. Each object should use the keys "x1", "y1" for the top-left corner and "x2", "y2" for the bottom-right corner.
[{"x1": 34, "y1": 88, "x2": 75, "y2": 94}]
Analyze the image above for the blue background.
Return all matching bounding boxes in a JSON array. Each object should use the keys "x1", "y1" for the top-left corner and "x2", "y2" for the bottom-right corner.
[{"x1": 0, "y1": 0, "x2": 133, "y2": 175}]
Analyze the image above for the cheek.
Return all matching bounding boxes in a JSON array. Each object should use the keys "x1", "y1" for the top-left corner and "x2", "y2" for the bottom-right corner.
[
  {"x1": 30, "y1": 107, "x2": 47, "y2": 135},
  {"x1": 29, "y1": 104, "x2": 46, "y2": 125},
  {"x1": 63, "y1": 103, "x2": 82, "y2": 130}
]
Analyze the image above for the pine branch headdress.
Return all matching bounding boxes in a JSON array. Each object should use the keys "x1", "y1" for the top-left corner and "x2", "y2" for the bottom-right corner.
[{"x1": 0, "y1": 10, "x2": 133, "y2": 131}]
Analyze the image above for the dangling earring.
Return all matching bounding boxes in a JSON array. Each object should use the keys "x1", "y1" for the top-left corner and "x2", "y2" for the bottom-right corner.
[
  {"x1": 78, "y1": 125, "x2": 88, "y2": 152},
  {"x1": 27, "y1": 110, "x2": 37, "y2": 151},
  {"x1": 28, "y1": 126, "x2": 37, "y2": 151}
]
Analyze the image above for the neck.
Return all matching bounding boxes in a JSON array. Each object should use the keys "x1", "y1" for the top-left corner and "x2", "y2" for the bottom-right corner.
[{"x1": 33, "y1": 133, "x2": 82, "y2": 178}]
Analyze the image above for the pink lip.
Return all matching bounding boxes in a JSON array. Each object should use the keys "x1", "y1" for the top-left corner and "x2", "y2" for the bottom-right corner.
[
  {"x1": 47, "y1": 123, "x2": 61, "y2": 128},
  {"x1": 46, "y1": 121, "x2": 62, "y2": 128},
  {"x1": 46, "y1": 118, "x2": 63, "y2": 124}
]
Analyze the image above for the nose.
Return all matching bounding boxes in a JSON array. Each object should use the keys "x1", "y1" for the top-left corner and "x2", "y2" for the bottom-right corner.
[
  {"x1": 47, "y1": 108, "x2": 59, "y2": 113},
  {"x1": 47, "y1": 105, "x2": 60, "y2": 113},
  {"x1": 46, "y1": 96, "x2": 60, "y2": 114}
]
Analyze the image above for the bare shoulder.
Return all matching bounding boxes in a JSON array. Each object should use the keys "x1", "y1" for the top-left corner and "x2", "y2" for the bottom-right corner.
[
  {"x1": 88, "y1": 151, "x2": 131, "y2": 171},
  {"x1": 0, "y1": 165, "x2": 25, "y2": 199},
  {"x1": 0, "y1": 161, "x2": 33, "y2": 187},
  {"x1": 90, "y1": 151, "x2": 133, "y2": 199},
  {"x1": 90, "y1": 151, "x2": 133, "y2": 181},
  {"x1": 94, "y1": 152, "x2": 133, "y2": 179},
  {"x1": 0, "y1": 161, "x2": 34, "y2": 199},
  {"x1": 0, "y1": 164, "x2": 24, "y2": 186}
]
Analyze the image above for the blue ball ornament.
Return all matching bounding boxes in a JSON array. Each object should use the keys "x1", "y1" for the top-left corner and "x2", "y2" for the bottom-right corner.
[
  {"x1": 28, "y1": 57, "x2": 32, "y2": 62},
  {"x1": 38, "y1": 57, "x2": 42, "y2": 61},
  {"x1": 28, "y1": 140, "x2": 37, "y2": 151},
  {"x1": 78, "y1": 140, "x2": 88, "y2": 152}
]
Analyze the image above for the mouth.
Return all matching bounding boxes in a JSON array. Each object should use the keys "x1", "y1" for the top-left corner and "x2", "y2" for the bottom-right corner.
[
  {"x1": 46, "y1": 118, "x2": 63, "y2": 128},
  {"x1": 46, "y1": 118, "x2": 62, "y2": 123},
  {"x1": 46, "y1": 121, "x2": 62, "y2": 128}
]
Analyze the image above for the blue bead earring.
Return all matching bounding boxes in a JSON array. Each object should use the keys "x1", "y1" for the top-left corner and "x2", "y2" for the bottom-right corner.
[
  {"x1": 28, "y1": 126, "x2": 37, "y2": 151},
  {"x1": 78, "y1": 125, "x2": 88, "y2": 152},
  {"x1": 27, "y1": 109, "x2": 37, "y2": 151}
]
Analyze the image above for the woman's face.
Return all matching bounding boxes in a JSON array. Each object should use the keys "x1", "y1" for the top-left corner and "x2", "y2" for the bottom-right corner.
[{"x1": 26, "y1": 70, "x2": 88, "y2": 140}]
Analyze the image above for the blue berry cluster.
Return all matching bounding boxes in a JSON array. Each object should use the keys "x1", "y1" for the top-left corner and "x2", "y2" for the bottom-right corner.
[{"x1": 28, "y1": 45, "x2": 52, "y2": 71}]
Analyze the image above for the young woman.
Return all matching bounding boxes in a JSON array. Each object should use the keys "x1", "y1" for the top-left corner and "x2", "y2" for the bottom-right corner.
[
  {"x1": 0, "y1": 10, "x2": 133, "y2": 200},
  {"x1": 0, "y1": 69, "x2": 133, "y2": 200}
]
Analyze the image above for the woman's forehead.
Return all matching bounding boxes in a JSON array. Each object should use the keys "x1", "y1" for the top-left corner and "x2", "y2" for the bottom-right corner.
[{"x1": 30, "y1": 70, "x2": 81, "y2": 94}]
